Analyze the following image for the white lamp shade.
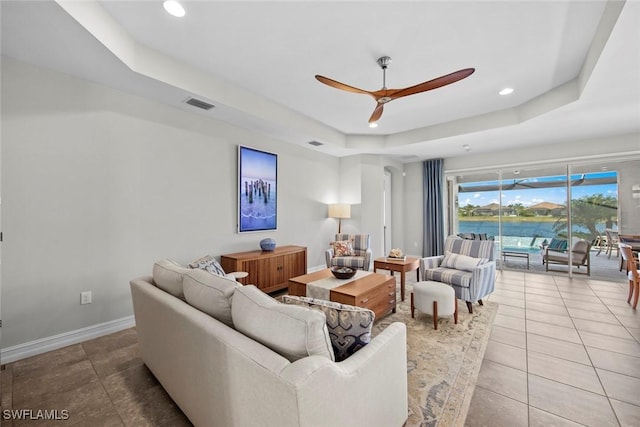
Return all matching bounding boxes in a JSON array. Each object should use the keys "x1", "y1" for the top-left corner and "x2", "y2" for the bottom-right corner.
[{"x1": 328, "y1": 203, "x2": 351, "y2": 219}]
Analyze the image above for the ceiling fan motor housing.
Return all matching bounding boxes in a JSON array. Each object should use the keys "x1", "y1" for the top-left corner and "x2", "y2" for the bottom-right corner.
[{"x1": 377, "y1": 56, "x2": 392, "y2": 69}]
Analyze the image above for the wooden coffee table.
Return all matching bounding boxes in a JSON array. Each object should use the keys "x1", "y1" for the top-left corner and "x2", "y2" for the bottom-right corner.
[
  {"x1": 288, "y1": 269, "x2": 396, "y2": 321},
  {"x1": 373, "y1": 257, "x2": 420, "y2": 302}
]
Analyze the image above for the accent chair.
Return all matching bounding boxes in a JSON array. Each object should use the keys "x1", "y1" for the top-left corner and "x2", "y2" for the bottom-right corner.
[
  {"x1": 325, "y1": 234, "x2": 372, "y2": 271},
  {"x1": 420, "y1": 236, "x2": 496, "y2": 313}
]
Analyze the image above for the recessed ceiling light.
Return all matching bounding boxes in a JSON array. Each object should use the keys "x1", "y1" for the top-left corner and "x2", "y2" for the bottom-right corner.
[
  {"x1": 163, "y1": 0, "x2": 185, "y2": 17},
  {"x1": 369, "y1": 122, "x2": 378, "y2": 128},
  {"x1": 499, "y1": 88, "x2": 514, "y2": 96},
  {"x1": 463, "y1": 144, "x2": 470, "y2": 152}
]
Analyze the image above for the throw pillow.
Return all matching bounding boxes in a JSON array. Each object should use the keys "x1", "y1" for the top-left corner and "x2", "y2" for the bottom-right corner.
[
  {"x1": 441, "y1": 252, "x2": 488, "y2": 272},
  {"x1": 189, "y1": 255, "x2": 227, "y2": 276},
  {"x1": 548, "y1": 238, "x2": 568, "y2": 251},
  {"x1": 232, "y1": 285, "x2": 335, "y2": 362},
  {"x1": 282, "y1": 295, "x2": 374, "y2": 362},
  {"x1": 152, "y1": 259, "x2": 189, "y2": 299},
  {"x1": 333, "y1": 240, "x2": 355, "y2": 257},
  {"x1": 182, "y1": 269, "x2": 240, "y2": 327}
]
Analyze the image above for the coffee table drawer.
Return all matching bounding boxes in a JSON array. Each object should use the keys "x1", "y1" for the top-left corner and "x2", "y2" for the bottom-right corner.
[{"x1": 331, "y1": 277, "x2": 396, "y2": 320}]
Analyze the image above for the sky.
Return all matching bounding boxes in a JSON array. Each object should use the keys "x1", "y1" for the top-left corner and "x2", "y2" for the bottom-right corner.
[
  {"x1": 458, "y1": 172, "x2": 618, "y2": 207},
  {"x1": 240, "y1": 146, "x2": 277, "y2": 181}
]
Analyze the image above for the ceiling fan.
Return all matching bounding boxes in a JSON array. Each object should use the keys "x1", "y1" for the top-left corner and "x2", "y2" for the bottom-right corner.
[{"x1": 315, "y1": 56, "x2": 475, "y2": 124}]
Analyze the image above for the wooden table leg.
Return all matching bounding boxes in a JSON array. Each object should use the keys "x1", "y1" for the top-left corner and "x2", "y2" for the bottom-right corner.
[{"x1": 400, "y1": 271, "x2": 406, "y2": 301}]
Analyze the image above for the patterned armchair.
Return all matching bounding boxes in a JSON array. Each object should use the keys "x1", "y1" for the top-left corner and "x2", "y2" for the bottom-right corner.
[
  {"x1": 420, "y1": 236, "x2": 496, "y2": 313},
  {"x1": 325, "y1": 234, "x2": 372, "y2": 271}
]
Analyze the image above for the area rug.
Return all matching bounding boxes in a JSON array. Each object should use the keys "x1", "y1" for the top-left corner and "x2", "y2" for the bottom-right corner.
[{"x1": 372, "y1": 282, "x2": 497, "y2": 427}]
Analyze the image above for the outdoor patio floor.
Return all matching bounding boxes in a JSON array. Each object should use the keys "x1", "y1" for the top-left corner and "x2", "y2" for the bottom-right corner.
[{"x1": 499, "y1": 247, "x2": 628, "y2": 282}]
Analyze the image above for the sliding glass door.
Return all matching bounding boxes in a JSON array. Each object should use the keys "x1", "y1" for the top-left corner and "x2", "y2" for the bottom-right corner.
[{"x1": 449, "y1": 157, "x2": 639, "y2": 279}]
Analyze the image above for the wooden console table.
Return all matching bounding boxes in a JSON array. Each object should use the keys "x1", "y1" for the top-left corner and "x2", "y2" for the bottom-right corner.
[{"x1": 220, "y1": 245, "x2": 307, "y2": 293}]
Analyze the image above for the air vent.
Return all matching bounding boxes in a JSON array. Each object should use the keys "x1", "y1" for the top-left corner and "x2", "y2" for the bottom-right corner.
[
  {"x1": 185, "y1": 97, "x2": 215, "y2": 110},
  {"x1": 307, "y1": 141, "x2": 323, "y2": 147}
]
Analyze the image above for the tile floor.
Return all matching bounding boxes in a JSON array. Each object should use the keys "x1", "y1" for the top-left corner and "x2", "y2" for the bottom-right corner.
[
  {"x1": 2, "y1": 270, "x2": 638, "y2": 426},
  {"x1": 1, "y1": 328, "x2": 190, "y2": 426},
  {"x1": 465, "y1": 270, "x2": 640, "y2": 427}
]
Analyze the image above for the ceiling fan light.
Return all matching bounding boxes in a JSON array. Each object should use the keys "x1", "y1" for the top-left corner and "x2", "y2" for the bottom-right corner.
[
  {"x1": 369, "y1": 122, "x2": 378, "y2": 128},
  {"x1": 163, "y1": 1, "x2": 185, "y2": 17},
  {"x1": 499, "y1": 87, "x2": 514, "y2": 96}
]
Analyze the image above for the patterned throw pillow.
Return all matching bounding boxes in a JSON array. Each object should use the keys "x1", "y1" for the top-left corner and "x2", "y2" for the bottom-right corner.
[
  {"x1": 333, "y1": 240, "x2": 355, "y2": 257},
  {"x1": 282, "y1": 295, "x2": 374, "y2": 362},
  {"x1": 189, "y1": 255, "x2": 226, "y2": 276}
]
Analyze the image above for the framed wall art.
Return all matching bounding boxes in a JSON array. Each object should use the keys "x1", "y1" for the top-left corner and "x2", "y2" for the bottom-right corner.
[{"x1": 237, "y1": 145, "x2": 278, "y2": 232}]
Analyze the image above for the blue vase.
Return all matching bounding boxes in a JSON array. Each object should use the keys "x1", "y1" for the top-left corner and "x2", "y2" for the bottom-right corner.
[{"x1": 260, "y1": 238, "x2": 276, "y2": 251}]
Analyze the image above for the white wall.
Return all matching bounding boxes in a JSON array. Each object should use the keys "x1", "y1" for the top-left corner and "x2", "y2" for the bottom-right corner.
[
  {"x1": 402, "y1": 162, "x2": 424, "y2": 257},
  {"x1": 0, "y1": 58, "x2": 342, "y2": 349}
]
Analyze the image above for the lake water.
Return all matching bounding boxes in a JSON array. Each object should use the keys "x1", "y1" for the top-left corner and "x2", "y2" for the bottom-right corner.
[
  {"x1": 239, "y1": 178, "x2": 277, "y2": 232},
  {"x1": 458, "y1": 220, "x2": 603, "y2": 251}
]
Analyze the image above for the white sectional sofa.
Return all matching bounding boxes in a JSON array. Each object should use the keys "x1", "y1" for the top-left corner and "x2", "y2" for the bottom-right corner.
[{"x1": 130, "y1": 260, "x2": 408, "y2": 427}]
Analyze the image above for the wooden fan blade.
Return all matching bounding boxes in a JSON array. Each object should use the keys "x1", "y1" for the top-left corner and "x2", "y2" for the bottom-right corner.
[
  {"x1": 369, "y1": 103, "x2": 384, "y2": 123},
  {"x1": 315, "y1": 75, "x2": 373, "y2": 96},
  {"x1": 389, "y1": 68, "x2": 475, "y2": 100}
]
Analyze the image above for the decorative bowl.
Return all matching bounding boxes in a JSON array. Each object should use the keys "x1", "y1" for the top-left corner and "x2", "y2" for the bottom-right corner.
[
  {"x1": 260, "y1": 238, "x2": 276, "y2": 251},
  {"x1": 330, "y1": 266, "x2": 356, "y2": 280}
]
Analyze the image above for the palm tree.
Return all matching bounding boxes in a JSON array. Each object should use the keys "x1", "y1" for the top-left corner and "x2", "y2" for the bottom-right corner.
[{"x1": 552, "y1": 194, "x2": 617, "y2": 239}]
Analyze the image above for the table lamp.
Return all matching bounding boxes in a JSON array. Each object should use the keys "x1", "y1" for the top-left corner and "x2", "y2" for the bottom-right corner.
[{"x1": 328, "y1": 203, "x2": 351, "y2": 234}]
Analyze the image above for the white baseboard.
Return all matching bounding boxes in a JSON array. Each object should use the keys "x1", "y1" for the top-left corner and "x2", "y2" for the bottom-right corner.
[
  {"x1": 307, "y1": 264, "x2": 327, "y2": 273},
  {"x1": 1, "y1": 315, "x2": 135, "y2": 364}
]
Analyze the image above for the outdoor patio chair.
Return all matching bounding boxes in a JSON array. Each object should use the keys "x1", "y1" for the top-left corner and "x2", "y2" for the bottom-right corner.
[
  {"x1": 543, "y1": 237, "x2": 591, "y2": 275},
  {"x1": 605, "y1": 229, "x2": 619, "y2": 259},
  {"x1": 594, "y1": 232, "x2": 607, "y2": 256}
]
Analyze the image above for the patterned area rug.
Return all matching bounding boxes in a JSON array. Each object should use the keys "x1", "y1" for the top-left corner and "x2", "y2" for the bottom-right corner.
[{"x1": 372, "y1": 282, "x2": 497, "y2": 427}]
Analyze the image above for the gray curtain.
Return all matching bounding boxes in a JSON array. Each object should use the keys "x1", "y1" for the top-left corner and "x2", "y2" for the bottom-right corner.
[{"x1": 423, "y1": 159, "x2": 445, "y2": 256}]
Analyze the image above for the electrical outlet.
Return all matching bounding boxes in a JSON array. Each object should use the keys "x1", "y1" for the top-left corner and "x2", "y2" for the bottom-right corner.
[{"x1": 80, "y1": 291, "x2": 92, "y2": 305}]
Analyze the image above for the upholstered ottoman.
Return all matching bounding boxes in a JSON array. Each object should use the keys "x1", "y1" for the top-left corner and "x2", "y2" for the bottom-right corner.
[{"x1": 411, "y1": 281, "x2": 458, "y2": 330}]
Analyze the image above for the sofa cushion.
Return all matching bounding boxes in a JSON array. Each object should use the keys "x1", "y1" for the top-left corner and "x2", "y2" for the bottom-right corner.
[
  {"x1": 152, "y1": 259, "x2": 189, "y2": 299},
  {"x1": 183, "y1": 269, "x2": 240, "y2": 327},
  {"x1": 329, "y1": 256, "x2": 365, "y2": 269},
  {"x1": 441, "y1": 252, "x2": 487, "y2": 272},
  {"x1": 333, "y1": 240, "x2": 355, "y2": 257},
  {"x1": 232, "y1": 285, "x2": 334, "y2": 362},
  {"x1": 424, "y1": 267, "x2": 472, "y2": 288},
  {"x1": 189, "y1": 255, "x2": 227, "y2": 276},
  {"x1": 282, "y1": 296, "x2": 374, "y2": 362}
]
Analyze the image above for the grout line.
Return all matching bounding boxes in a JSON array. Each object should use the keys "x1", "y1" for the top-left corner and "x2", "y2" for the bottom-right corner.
[{"x1": 82, "y1": 342, "x2": 128, "y2": 426}]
